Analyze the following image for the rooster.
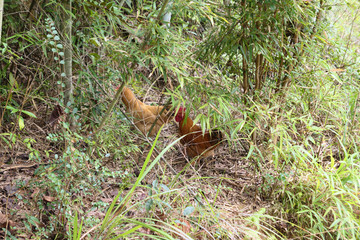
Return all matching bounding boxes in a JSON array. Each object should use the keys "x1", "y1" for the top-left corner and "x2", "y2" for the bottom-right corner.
[
  {"x1": 118, "y1": 86, "x2": 173, "y2": 136},
  {"x1": 175, "y1": 107, "x2": 222, "y2": 159}
]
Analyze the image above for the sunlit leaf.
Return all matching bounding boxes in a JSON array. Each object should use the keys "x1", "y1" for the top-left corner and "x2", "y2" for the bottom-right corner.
[
  {"x1": 18, "y1": 116, "x2": 25, "y2": 130},
  {"x1": 21, "y1": 110, "x2": 37, "y2": 118}
]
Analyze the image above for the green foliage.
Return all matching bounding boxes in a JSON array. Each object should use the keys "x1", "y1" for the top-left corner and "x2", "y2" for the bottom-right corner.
[
  {"x1": 95, "y1": 127, "x2": 184, "y2": 239},
  {"x1": 23, "y1": 125, "x2": 130, "y2": 238},
  {"x1": 70, "y1": 212, "x2": 83, "y2": 240},
  {"x1": 1, "y1": 0, "x2": 360, "y2": 239}
]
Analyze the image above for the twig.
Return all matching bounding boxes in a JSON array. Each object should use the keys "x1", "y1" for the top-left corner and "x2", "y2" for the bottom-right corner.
[
  {"x1": 91, "y1": 81, "x2": 126, "y2": 137},
  {"x1": 0, "y1": 163, "x2": 40, "y2": 172}
]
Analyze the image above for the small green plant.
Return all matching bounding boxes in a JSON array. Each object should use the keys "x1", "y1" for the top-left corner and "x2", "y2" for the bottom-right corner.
[{"x1": 5, "y1": 105, "x2": 37, "y2": 130}]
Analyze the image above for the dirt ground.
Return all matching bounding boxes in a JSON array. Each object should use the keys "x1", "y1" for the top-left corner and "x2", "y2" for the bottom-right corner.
[{"x1": 0, "y1": 90, "x2": 271, "y2": 239}]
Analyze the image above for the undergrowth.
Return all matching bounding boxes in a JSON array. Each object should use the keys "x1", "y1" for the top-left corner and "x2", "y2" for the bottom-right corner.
[{"x1": 0, "y1": 1, "x2": 359, "y2": 240}]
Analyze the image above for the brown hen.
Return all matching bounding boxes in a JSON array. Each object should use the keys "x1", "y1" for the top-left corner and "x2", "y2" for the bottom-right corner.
[
  {"x1": 119, "y1": 86, "x2": 173, "y2": 136},
  {"x1": 175, "y1": 107, "x2": 222, "y2": 159}
]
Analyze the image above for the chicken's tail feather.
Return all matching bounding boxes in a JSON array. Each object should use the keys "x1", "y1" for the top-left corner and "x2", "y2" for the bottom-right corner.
[{"x1": 121, "y1": 87, "x2": 139, "y2": 108}]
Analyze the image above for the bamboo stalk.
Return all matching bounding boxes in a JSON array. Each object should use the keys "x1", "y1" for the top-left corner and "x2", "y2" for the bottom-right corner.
[{"x1": 0, "y1": 0, "x2": 3, "y2": 43}]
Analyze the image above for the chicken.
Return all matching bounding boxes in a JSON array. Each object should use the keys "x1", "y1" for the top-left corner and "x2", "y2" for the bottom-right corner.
[
  {"x1": 118, "y1": 86, "x2": 173, "y2": 136},
  {"x1": 175, "y1": 107, "x2": 222, "y2": 159}
]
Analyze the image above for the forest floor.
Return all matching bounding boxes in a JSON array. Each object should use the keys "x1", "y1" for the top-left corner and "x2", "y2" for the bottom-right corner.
[{"x1": 0, "y1": 87, "x2": 280, "y2": 239}]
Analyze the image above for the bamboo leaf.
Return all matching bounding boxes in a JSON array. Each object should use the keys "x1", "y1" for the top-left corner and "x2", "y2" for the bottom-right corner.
[{"x1": 18, "y1": 116, "x2": 24, "y2": 130}]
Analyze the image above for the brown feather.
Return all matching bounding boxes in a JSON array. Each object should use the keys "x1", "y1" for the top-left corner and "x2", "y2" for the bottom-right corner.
[
  {"x1": 121, "y1": 87, "x2": 173, "y2": 136},
  {"x1": 176, "y1": 108, "x2": 222, "y2": 159}
]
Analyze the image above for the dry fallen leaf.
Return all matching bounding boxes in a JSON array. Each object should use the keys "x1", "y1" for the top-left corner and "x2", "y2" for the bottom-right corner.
[
  {"x1": 0, "y1": 212, "x2": 16, "y2": 228},
  {"x1": 330, "y1": 69, "x2": 345, "y2": 72},
  {"x1": 0, "y1": 212, "x2": 6, "y2": 225},
  {"x1": 87, "y1": 209, "x2": 106, "y2": 218},
  {"x1": 31, "y1": 188, "x2": 40, "y2": 199},
  {"x1": 155, "y1": 210, "x2": 167, "y2": 221},
  {"x1": 174, "y1": 218, "x2": 191, "y2": 234},
  {"x1": 43, "y1": 195, "x2": 56, "y2": 202},
  {"x1": 101, "y1": 198, "x2": 113, "y2": 203}
]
